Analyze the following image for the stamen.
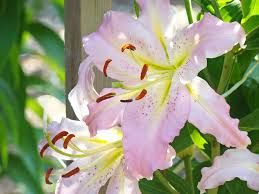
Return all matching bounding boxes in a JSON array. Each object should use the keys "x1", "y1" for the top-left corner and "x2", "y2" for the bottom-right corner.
[
  {"x1": 120, "y1": 99, "x2": 133, "y2": 103},
  {"x1": 62, "y1": 167, "x2": 80, "y2": 178},
  {"x1": 63, "y1": 134, "x2": 76, "y2": 149},
  {"x1": 140, "y1": 64, "x2": 149, "y2": 80},
  {"x1": 96, "y1": 92, "x2": 116, "y2": 103},
  {"x1": 135, "y1": 89, "x2": 147, "y2": 100},
  {"x1": 45, "y1": 168, "x2": 53, "y2": 185},
  {"x1": 103, "y1": 59, "x2": 112, "y2": 77},
  {"x1": 40, "y1": 143, "x2": 50, "y2": 158},
  {"x1": 52, "y1": 131, "x2": 69, "y2": 144},
  {"x1": 121, "y1": 44, "x2": 136, "y2": 52}
]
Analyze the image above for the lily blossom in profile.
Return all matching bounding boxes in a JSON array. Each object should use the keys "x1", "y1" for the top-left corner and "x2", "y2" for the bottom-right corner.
[
  {"x1": 39, "y1": 118, "x2": 141, "y2": 194},
  {"x1": 70, "y1": 0, "x2": 250, "y2": 179},
  {"x1": 198, "y1": 149, "x2": 259, "y2": 193}
]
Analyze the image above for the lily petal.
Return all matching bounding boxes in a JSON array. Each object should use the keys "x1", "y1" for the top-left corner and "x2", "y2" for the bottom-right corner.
[
  {"x1": 137, "y1": 0, "x2": 176, "y2": 40},
  {"x1": 84, "y1": 88, "x2": 127, "y2": 136},
  {"x1": 106, "y1": 162, "x2": 141, "y2": 194},
  {"x1": 83, "y1": 11, "x2": 168, "y2": 82},
  {"x1": 198, "y1": 149, "x2": 259, "y2": 193},
  {"x1": 187, "y1": 77, "x2": 251, "y2": 148},
  {"x1": 68, "y1": 57, "x2": 98, "y2": 120},
  {"x1": 122, "y1": 80, "x2": 189, "y2": 178},
  {"x1": 55, "y1": 149, "x2": 123, "y2": 194},
  {"x1": 170, "y1": 13, "x2": 246, "y2": 82}
]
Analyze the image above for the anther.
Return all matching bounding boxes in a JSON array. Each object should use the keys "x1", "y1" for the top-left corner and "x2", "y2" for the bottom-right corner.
[
  {"x1": 45, "y1": 168, "x2": 53, "y2": 184},
  {"x1": 63, "y1": 134, "x2": 75, "y2": 149},
  {"x1": 103, "y1": 59, "x2": 112, "y2": 77},
  {"x1": 52, "y1": 131, "x2": 69, "y2": 144},
  {"x1": 40, "y1": 143, "x2": 49, "y2": 158},
  {"x1": 135, "y1": 89, "x2": 147, "y2": 100},
  {"x1": 121, "y1": 44, "x2": 136, "y2": 52},
  {"x1": 120, "y1": 99, "x2": 133, "y2": 103},
  {"x1": 140, "y1": 64, "x2": 149, "y2": 80},
  {"x1": 96, "y1": 92, "x2": 116, "y2": 103},
  {"x1": 62, "y1": 167, "x2": 80, "y2": 178}
]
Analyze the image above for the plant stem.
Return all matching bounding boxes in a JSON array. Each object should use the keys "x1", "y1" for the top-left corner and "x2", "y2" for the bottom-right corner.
[
  {"x1": 155, "y1": 171, "x2": 179, "y2": 194},
  {"x1": 184, "y1": 156, "x2": 195, "y2": 194},
  {"x1": 217, "y1": 52, "x2": 235, "y2": 94},
  {"x1": 208, "y1": 52, "x2": 235, "y2": 194},
  {"x1": 210, "y1": 0, "x2": 222, "y2": 19},
  {"x1": 184, "y1": 0, "x2": 194, "y2": 24}
]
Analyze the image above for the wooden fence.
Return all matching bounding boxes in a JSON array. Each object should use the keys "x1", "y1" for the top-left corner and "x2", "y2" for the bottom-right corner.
[{"x1": 65, "y1": 0, "x2": 112, "y2": 119}]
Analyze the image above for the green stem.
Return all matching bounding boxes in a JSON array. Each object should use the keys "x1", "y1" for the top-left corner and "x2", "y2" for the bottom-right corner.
[
  {"x1": 184, "y1": 0, "x2": 194, "y2": 24},
  {"x1": 210, "y1": 0, "x2": 222, "y2": 19},
  {"x1": 217, "y1": 52, "x2": 235, "y2": 94},
  {"x1": 208, "y1": 52, "x2": 235, "y2": 194},
  {"x1": 155, "y1": 171, "x2": 179, "y2": 194},
  {"x1": 184, "y1": 156, "x2": 195, "y2": 194}
]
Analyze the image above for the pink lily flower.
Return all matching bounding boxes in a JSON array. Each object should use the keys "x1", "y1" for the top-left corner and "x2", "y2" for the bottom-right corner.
[
  {"x1": 39, "y1": 118, "x2": 141, "y2": 194},
  {"x1": 198, "y1": 149, "x2": 259, "y2": 193},
  {"x1": 70, "y1": 0, "x2": 251, "y2": 179}
]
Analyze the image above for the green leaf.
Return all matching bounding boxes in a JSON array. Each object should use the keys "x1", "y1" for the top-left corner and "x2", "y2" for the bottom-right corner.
[
  {"x1": 246, "y1": 28, "x2": 259, "y2": 50},
  {"x1": 26, "y1": 22, "x2": 65, "y2": 82},
  {"x1": 26, "y1": 97, "x2": 44, "y2": 118},
  {"x1": 133, "y1": 0, "x2": 140, "y2": 17},
  {"x1": 139, "y1": 177, "x2": 169, "y2": 194},
  {"x1": 188, "y1": 124, "x2": 208, "y2": 149},
  {"x1": 240, "y1": 109, "x2": 259, "y2": 131},
  {"x1": 220, "y1": 0, "x2": 242, "y2": 22},
  {"x1": 241, "y1": 0, "x2": 259, "y2": 33},
  {"x1": 218, "y1": 178, "x2": 257, "y2": 194},
  {"x1": 0, "y1": 0, "x2": 21, "y2": 68},
  {"x1": 5, "y1": 154, "x2": 44, "y2": 194},
  {"x1": 171, "y1": 124, "x2": 193, "y2": 153},
  {"x1": 0, "y1": 116, "x2": 8, "y2": 169},
  {"x1": 163, "y1": 170, "x2": 192, "y2": 194}
]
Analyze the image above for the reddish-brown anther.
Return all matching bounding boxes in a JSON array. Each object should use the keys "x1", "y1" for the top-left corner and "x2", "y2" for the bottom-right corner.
[
  {"x1": 135, "y1": 89, "x2": 147, "y2": 100},
  {"x1": 121, "y1": 44, "x2": 136, "y2": 52},
  {"x1": 140, "y1": 64, "x2": 149, "y2": 80},
  {"x1": 52, "y1": 131, "x2": 69, "y2": 144},
  {"x1": 120, "y1": 99, "x2": 133, "y2": 103},
  {"x1": 40, "y1": 143, "x2": 50, "y2": 158},
  {"x1": 103, "y1": 59, "x2": 112, "y2": 77},
  {"x1": 45, "y1": 168, "x2": 53, "y2": 185},
  {"x1": 62, "y1": 167, "x2": 80, "y2": 178},
  {"x1": 63, "y1": 134, "x2": 76, "y2": 149},
  {"x1": 96, "y1": 92, "x2": 116, "y2": 103}
]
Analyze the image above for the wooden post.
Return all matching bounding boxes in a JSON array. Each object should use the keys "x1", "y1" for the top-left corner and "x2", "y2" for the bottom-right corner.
[{"x1": 65, "y1": 0, "x2": 112, "y2": 119}]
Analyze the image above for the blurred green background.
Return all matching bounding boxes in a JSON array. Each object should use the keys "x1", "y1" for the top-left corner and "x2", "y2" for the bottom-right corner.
[{"x1": 0, "y1": 0, "x2": 64, "y2": 193}]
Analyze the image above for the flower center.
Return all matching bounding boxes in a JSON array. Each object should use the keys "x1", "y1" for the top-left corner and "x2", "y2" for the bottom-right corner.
[
  {"x1": 97, "y1": 43, "x2": 174, "y2": 104},
  {"x1": 41, "y1": 130, "x2": 123, "y2": 184}
]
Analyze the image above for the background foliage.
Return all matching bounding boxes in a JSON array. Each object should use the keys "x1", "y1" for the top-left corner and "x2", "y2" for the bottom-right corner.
[
  {"x1": 0, "y1": 0, "x2": 258, "y2": 193},
  {"x1": 0, "y1": 0, "x2": 64, "y2": 193}
]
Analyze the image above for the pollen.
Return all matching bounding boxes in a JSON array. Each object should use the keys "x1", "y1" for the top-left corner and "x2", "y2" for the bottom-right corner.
[
  {"x1": 62, "y1": 167, "x2": 80, "y2": 178},
  {"x1": 135, "y1": 89, "x2": 147, "y2": 100},
  {"x1": 121, "y1": 44, "x2": 136, "y2": 52},
  {"x1": 103, "y1": 59, "x2": 112, "y2": 77},
  {"x1": 96, "y1": 92, "x2": 116, "y2": 103},
  {"x1": 140, "y1": 64, "x2": 149, "y2": 80},
  {"x1": 45, "y1": 168, "x2": 53, "y2": 185},
  {"x1": 63, "y1": 134, "x2": 76, "y2": 149}
]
